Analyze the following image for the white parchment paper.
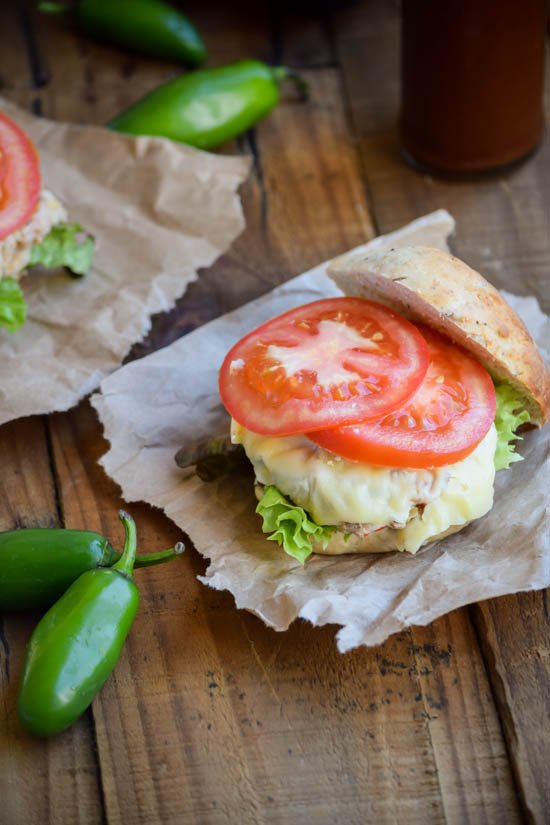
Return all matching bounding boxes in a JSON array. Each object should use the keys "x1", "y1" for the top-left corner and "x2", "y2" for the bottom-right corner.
[
  {"x1": 91, "y1": 211, "x2": 550, "y2": 651},
  {"x1": 0, "y1": 98, "x2": 249, "y2": 425}
]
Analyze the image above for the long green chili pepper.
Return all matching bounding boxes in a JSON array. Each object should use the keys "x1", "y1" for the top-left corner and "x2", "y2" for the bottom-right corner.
[
  {"x1": 108, "y1": 59, "x2": 308, "y2": 150},
  {"x1": 18, "y1": 510, "x2": 141, "y2": 738},
  {"x1": 38, "y1": 0, "x2": 206, "y2": 66},
  {"x1": 0, "y1": 527, "x2": 184, "y2": 611}
]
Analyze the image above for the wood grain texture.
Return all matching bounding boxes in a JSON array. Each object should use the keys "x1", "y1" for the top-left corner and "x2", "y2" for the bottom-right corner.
[
  {"x1": 473, "y1": 594, "x2": 550, "y2": 823},
  {"x1": 0, "y1": 419, "x2": 103, "y2": 825},
  {"x1": 408, "y1": 617, "x2": 522, "y2": 823}
]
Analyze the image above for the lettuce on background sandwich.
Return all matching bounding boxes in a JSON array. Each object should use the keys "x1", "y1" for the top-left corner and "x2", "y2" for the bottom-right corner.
[
  {"x1": 0, "y1": 111, "x2": 94, "y2": 333},
  {"x1": 215, "y1": 246, "x2": 549, "y2": 563}
]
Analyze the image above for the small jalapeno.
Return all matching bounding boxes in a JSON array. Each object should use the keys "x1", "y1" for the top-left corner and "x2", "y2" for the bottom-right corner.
[
  {"x1": 38, "y1": 0, "x2": 206, "y2": 66},
  {"x1": 0, "y1": 527, "x2": 183, "y2": 611},
  {"x1": 18, "y1": 511, "x2": 141, "y2": 738},
  {"x1": 108, "y1": 59, "x2": 308, "y2": 150}
]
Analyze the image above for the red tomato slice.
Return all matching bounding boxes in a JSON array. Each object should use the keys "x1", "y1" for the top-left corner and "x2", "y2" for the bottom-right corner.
[
  {"x1": 309, "y1": 326, "x2": 496, "y2": 468},
  {"x1": 0, "y1": 112, "x2": 41, "y2": 241},
  {"x1": 219, "y1": 297, "x2": 429, "y2": 436}
]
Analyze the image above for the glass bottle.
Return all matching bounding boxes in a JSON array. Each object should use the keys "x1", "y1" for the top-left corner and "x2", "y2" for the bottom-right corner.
[{"x1": 400, "y1": 0, "x2": 547, "y2": 174}]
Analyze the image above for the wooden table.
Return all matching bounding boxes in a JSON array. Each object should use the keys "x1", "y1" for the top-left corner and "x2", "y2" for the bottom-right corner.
[{"x1": 1, "y1": 2, "x2": 549, "y2": 823}]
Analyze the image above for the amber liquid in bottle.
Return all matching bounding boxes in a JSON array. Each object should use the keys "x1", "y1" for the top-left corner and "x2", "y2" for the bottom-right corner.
[{"x1": 400, "y1": 0, "x2": 546, "y2": 174}]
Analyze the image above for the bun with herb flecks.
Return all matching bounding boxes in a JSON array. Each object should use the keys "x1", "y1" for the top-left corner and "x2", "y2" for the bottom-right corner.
[{"x1": 327, "y1": 245, "x2": 549, "y2": 425}]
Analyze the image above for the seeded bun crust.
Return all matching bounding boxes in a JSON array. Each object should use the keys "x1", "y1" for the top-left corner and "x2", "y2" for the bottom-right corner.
[{"x1": 328, "y1": 245, "x2": 550, "y2": 425}]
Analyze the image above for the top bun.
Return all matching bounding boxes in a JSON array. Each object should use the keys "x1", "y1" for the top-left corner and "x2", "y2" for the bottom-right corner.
[{"x1": 328, "y1": 245, "x2": 549, "y2": 425}]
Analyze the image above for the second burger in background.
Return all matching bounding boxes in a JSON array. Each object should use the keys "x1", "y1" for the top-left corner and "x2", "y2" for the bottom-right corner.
[{"x1": 0, "y1": 111, "x2": 95, "y2": 333}]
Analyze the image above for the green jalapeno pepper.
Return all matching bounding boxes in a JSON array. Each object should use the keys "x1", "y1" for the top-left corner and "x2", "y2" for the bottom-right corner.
[
  {"x1": 18, "y1": 510, "x2": 141, "y2": 737},
  {"x1": 0, "y1": 527, "x2": 183, "y2": 611},
  {"x1": 108, "y1": 59, "x2": 308, "y2": 150},
  {"x1": 38, "y1": 0, "x2": 206, "y2": 66}
]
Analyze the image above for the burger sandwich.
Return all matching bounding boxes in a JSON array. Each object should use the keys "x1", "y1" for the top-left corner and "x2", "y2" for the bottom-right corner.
[
  {"x1": 0, "y1": 111, "x2": 94, "y2": 333},
  {"x1": 217, "y1": 246, "x2": 549, "y2": 563}
]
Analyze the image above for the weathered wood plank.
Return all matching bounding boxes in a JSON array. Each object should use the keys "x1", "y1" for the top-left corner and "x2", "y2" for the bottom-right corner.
[
  {"x1": 269, "y1": 4, "x2": 335, "y2": 68},
  {"x1": 473, "y1": 594, "x2": 550, "y2": 823},
  {"x1": 0, "y1": 5, "x2": 113, "y2": 824},
  {"x1": 409, "y1": 616, "x2": 523, "y2": 823},
  {"x1": 0, "y1": 3, "x2": 39, "y2": 109},
  {"x1": 0, "y1": 419, "x2": 104, "y2": 825}
]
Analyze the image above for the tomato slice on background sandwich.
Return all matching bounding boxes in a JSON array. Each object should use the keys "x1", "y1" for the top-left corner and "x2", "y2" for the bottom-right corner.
[
  {"x1": 217, "y1": 246, "x2": 549, "y2": 564},
  {"x1": 0, "y1": 110, "x2": 95, "y2": 333},
  {"x1": 0, "y1": 112, "x2": 42, "y2": 241}
]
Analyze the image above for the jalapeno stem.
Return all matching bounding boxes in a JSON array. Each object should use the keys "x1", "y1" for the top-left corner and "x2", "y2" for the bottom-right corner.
[
  {"x1": 113, "y1": 510, "x2": 137, "y2": 578},
  {"x1": 131, "y1": 542, "x2": 185, "y2": 567},
  {"x1": 271, "y1": 67, "x2": 309, "y2": 102}
]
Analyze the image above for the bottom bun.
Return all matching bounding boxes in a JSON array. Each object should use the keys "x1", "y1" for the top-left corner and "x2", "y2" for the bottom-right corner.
[{"x1": 311, "y1": 523, "x2": 467, "y2": 556}]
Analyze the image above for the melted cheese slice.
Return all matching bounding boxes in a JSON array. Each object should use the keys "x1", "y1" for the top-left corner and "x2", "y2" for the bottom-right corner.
[{"x1": 232, "y1": 420, "x2": 497, "y2": 554}]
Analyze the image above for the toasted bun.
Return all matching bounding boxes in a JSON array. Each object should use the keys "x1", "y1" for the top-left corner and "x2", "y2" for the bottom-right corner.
[{"x1": 328, "y1": 246, "x2": 550, "y2": 425}]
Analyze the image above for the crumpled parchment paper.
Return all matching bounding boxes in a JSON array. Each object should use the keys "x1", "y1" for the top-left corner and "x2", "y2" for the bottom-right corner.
[
  {"x1": 0, "y1": 98, "x2": 249, "y2": 425},
  {"x1": 91, "y1": 210, "x2": 550, "y2": 652}
]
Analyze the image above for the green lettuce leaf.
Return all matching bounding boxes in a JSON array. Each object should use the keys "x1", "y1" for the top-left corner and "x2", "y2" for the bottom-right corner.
[
  {"x1": 494, "y1": 383, "x2": 531, "y2": 470},
  {"x1": 28, "y1": 222, "x2": 95, "y2": 276},
  {"x1": 0, "y1": 277, "x2": 27, "y2": 333},
  {"x1": 256, "y1": 485, "x2": 335, "y2": 564}
]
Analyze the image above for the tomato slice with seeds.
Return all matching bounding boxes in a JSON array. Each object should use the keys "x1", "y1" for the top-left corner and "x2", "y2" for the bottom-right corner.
[
  {"x1": 0, "y1": 112, "x2": 41, "y2": 241},
  {"x1": 309, "y1": 326, "x2": 496, "y2": 468},
  {"x1": 219, "y1": 297, "x2": 429, "y2": 436}
]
